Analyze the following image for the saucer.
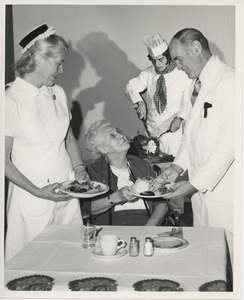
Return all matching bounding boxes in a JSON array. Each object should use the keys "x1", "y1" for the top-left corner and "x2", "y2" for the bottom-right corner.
[{"x1": 92, "y1": 247, "x2": 127, "y2": 259}]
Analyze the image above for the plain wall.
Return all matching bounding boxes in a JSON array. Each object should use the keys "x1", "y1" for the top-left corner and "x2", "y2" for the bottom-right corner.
[{"x1": 11, "y1": 4, "x2": 235, "y2": 160}]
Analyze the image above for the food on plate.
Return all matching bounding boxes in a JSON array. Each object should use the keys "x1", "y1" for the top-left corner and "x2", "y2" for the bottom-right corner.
[
  {"x1": 132, "y1": 176, "x2": 174, "y2": 196},
  {"x1": 132, "y1": 177, "x2": 151, "y2": 194},
  {"x1": 153, "y1": 239, "x2": 183, "y2": 249},
  {"x1": 64, "y1": 180, "x2": 102, "y2": 194},
  {"x1": 140, "y1": 191, "x2": 155, "y2": 196}
]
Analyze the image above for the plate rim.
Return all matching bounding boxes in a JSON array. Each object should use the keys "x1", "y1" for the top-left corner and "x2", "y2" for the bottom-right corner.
[
  {"x1": 153, "y1": 236, "x2": 189, "y2": 250},
  {"x1": 58, "y1": 180, "x2": 109, "y2": 198},
  {"x1": 131, "y1": 191, "x2": 172, "y2": 199}
]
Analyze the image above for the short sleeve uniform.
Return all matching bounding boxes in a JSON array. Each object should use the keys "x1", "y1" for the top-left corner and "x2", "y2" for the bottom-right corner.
[{"x1": 5, "y1": 77, "x2": 82, "y2": 262}]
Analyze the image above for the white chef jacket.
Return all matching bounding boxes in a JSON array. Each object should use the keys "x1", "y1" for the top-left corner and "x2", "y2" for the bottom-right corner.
[
  {"x1": 5, "y1": 77, "x2": 82, "y2": 262},
  {"x1": 125, "y1": 66, "x2": 192, "y2": 156},
  {"x1": 174, "y1": 55, "x2": 235, "y2": 235}
]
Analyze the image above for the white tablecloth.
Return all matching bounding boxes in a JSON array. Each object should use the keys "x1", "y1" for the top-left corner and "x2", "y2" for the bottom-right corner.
[{"x1": 4, "y1": 225, "x2": 231, "y2": 293}]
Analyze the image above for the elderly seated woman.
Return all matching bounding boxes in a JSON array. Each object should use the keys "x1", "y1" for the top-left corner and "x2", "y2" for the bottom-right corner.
[{"x1": 85, "y1": 119, "x2": 168, "y2": 226}]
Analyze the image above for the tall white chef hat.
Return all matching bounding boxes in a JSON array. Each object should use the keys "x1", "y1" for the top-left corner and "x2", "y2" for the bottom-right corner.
[{"x1": 143, "y1": 33, "x2": 168, "y2": 58}]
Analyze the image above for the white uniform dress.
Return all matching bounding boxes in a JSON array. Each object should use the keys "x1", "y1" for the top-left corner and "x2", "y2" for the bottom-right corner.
[
  {"x1": 125, "y1": 66, "x2": 192, "y2": 156},
  {"x1": 174, "y1": 55, "x2": 235, "y2": 235},
  {"x1": 5, "y1": 77, "x2": 83, "y2": 262}
]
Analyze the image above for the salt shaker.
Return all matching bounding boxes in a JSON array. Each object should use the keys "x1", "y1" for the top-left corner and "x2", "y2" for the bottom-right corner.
[
  {"x1": 144, "y1": 237, "x2": 154, "y2": 256},
  {"x1": 129, "y1": 237, "x2": 139, "y2": 257}
]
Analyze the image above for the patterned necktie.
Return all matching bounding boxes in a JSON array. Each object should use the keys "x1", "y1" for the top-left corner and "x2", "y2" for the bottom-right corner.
[
  {"x1": 153, "y1": 61, "x2": 176, "y2": 114},
  {"x1": 191, "y1": 77, "x2": 201, "y2": 107},
  {"x1": 154, "y1": 74, "x2": 167, "y2": 114}
]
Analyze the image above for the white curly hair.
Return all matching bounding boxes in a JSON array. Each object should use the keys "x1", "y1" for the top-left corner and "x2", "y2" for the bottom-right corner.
[{"x1": 85, "y1": 119, "x2": 113, "y2": 158}]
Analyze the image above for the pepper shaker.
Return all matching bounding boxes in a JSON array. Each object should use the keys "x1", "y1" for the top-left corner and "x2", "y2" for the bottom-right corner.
[
  {"x1": 129, "y1": 237, "x2": 139, "y2": 257},
  {"x1": 144, "y1": 237, "x2": 154, "y2": 256}
]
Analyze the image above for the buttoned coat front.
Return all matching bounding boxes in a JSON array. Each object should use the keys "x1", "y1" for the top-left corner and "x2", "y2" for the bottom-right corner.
[{"x1": 174, "y1": 55, "x2": 235, "y2": 234}]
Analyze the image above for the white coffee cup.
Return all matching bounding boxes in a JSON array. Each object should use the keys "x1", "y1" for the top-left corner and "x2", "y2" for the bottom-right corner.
[{"x1": 99, "y1": 234, "x2": 126, "y2": 256}]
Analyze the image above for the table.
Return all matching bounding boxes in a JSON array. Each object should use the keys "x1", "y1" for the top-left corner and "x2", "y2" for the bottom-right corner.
[{"x1": 4, "y1": 225, "x2": 231, "y2": 293}]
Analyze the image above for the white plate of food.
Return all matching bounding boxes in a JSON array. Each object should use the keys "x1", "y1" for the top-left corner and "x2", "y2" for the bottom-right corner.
[
  {"x1": 153, "y1": 236, "x2": 189, "y2": 251},
  {"x1": 131, "y1": 177, "x2": 174, "y2": 199},
  {"x1": 58, "y1": 180, "x2": 109, "y2": 198}
]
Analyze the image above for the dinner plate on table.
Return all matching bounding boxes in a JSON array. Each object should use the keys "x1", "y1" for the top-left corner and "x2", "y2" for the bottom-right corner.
[
  {"x1": 92, "y1": 247, "x2": 127, "y2": 259},
  {"x1": 58, "y1": 180, "x2": 109, "y2": 198},
  {"x1": 153, "y1": 236, "x2": 189, "y2": 251}
]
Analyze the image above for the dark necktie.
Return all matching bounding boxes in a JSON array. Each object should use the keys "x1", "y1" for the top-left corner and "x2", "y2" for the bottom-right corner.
[
  {"x1": 154, "y1": 74, "x2": 167, "y2": 114},
  {"x1": 191, "y1": 77, "x2": 201, "y2": 107},
  {"x1": 153, "y1": 61, "x2": 176, "y2": 114}
]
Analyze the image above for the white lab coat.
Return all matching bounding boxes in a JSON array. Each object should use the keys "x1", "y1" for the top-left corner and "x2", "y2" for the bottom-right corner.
[
  {"x1": 125, "y1": 66, "x2": 192, "y2": 156},
  {"x1": 174, "y1": 55, "x2": 235, "y2": 235}
]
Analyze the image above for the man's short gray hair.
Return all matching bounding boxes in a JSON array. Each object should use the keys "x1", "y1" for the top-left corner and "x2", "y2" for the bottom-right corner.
[{"x1": 171, "y1": 28, "x2": 210, "y2": 52}]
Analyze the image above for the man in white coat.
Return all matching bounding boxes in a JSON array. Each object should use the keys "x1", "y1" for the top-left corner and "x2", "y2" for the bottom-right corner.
[
  {"x1": 125, "y1": 33, "x2": 192, "y2": 156},
  {"x1": 161, "y1": 28, "x2": 235, "y2": 261}
]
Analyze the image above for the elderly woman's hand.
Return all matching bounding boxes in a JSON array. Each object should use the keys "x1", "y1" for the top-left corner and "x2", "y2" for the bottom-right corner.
[{"x1": 118, "y1": 186, "x2": 138, "y2": 202}]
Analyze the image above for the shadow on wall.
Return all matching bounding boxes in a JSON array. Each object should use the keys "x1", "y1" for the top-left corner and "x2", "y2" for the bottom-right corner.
[
  {"x1": 75, "y1": 32, "x2": 145, "y2": 159},
  {"x1": 56, "y1": 35, "x2": 227, "y2": 161},
  {"x1": 209, "y1": 43, "x2": 225, "y2": 65},
  {"x1": 56, "y1": 43, "x2": 86, "y2": 140}
]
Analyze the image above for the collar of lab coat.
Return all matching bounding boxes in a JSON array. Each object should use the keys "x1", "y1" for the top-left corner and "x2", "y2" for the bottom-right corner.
[{"x1": 198, "y1": 55, "x2": 234, "y2": 105}]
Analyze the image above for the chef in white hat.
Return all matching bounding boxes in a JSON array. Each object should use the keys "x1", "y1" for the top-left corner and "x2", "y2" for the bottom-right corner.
[{"x1": 125, "y1": 33, "x2": 192, "y2": 156}]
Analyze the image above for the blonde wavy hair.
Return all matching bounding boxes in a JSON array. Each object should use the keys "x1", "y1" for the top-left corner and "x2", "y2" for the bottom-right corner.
[{"x1": 15, "y1": 34, "x2": 69, "y2": 77}]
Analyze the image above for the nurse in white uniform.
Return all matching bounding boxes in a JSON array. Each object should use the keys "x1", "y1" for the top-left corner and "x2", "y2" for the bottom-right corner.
[{"x1": 5, "y1": 24, "x2": 88, "y2": 262}]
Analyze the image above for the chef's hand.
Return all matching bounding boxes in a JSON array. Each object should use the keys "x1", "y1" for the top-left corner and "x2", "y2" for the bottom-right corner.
[
  {"x1": 36, "y1": 183, "x2": 73, "y2": 202},
  {"x1": 169, "y1": 116, "x2": 183, "y2": 132},
  {"x1": 160, "y1": 164, "x2": 183, "y2": 182},
  {"x1": 74, "y1": 165, "x2": 90, "y2": 181},
  {"x1": 132, "y1": 102, "x2": 147, "y2": 121},
  {"x1": 163, "y1": 181, "x2": 197, "y2": 200}
]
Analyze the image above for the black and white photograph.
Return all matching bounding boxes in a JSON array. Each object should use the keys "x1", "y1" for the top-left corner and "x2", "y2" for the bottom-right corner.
[{"x1": 0, "y1": 1, "x2": 243, "y2": 300}]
